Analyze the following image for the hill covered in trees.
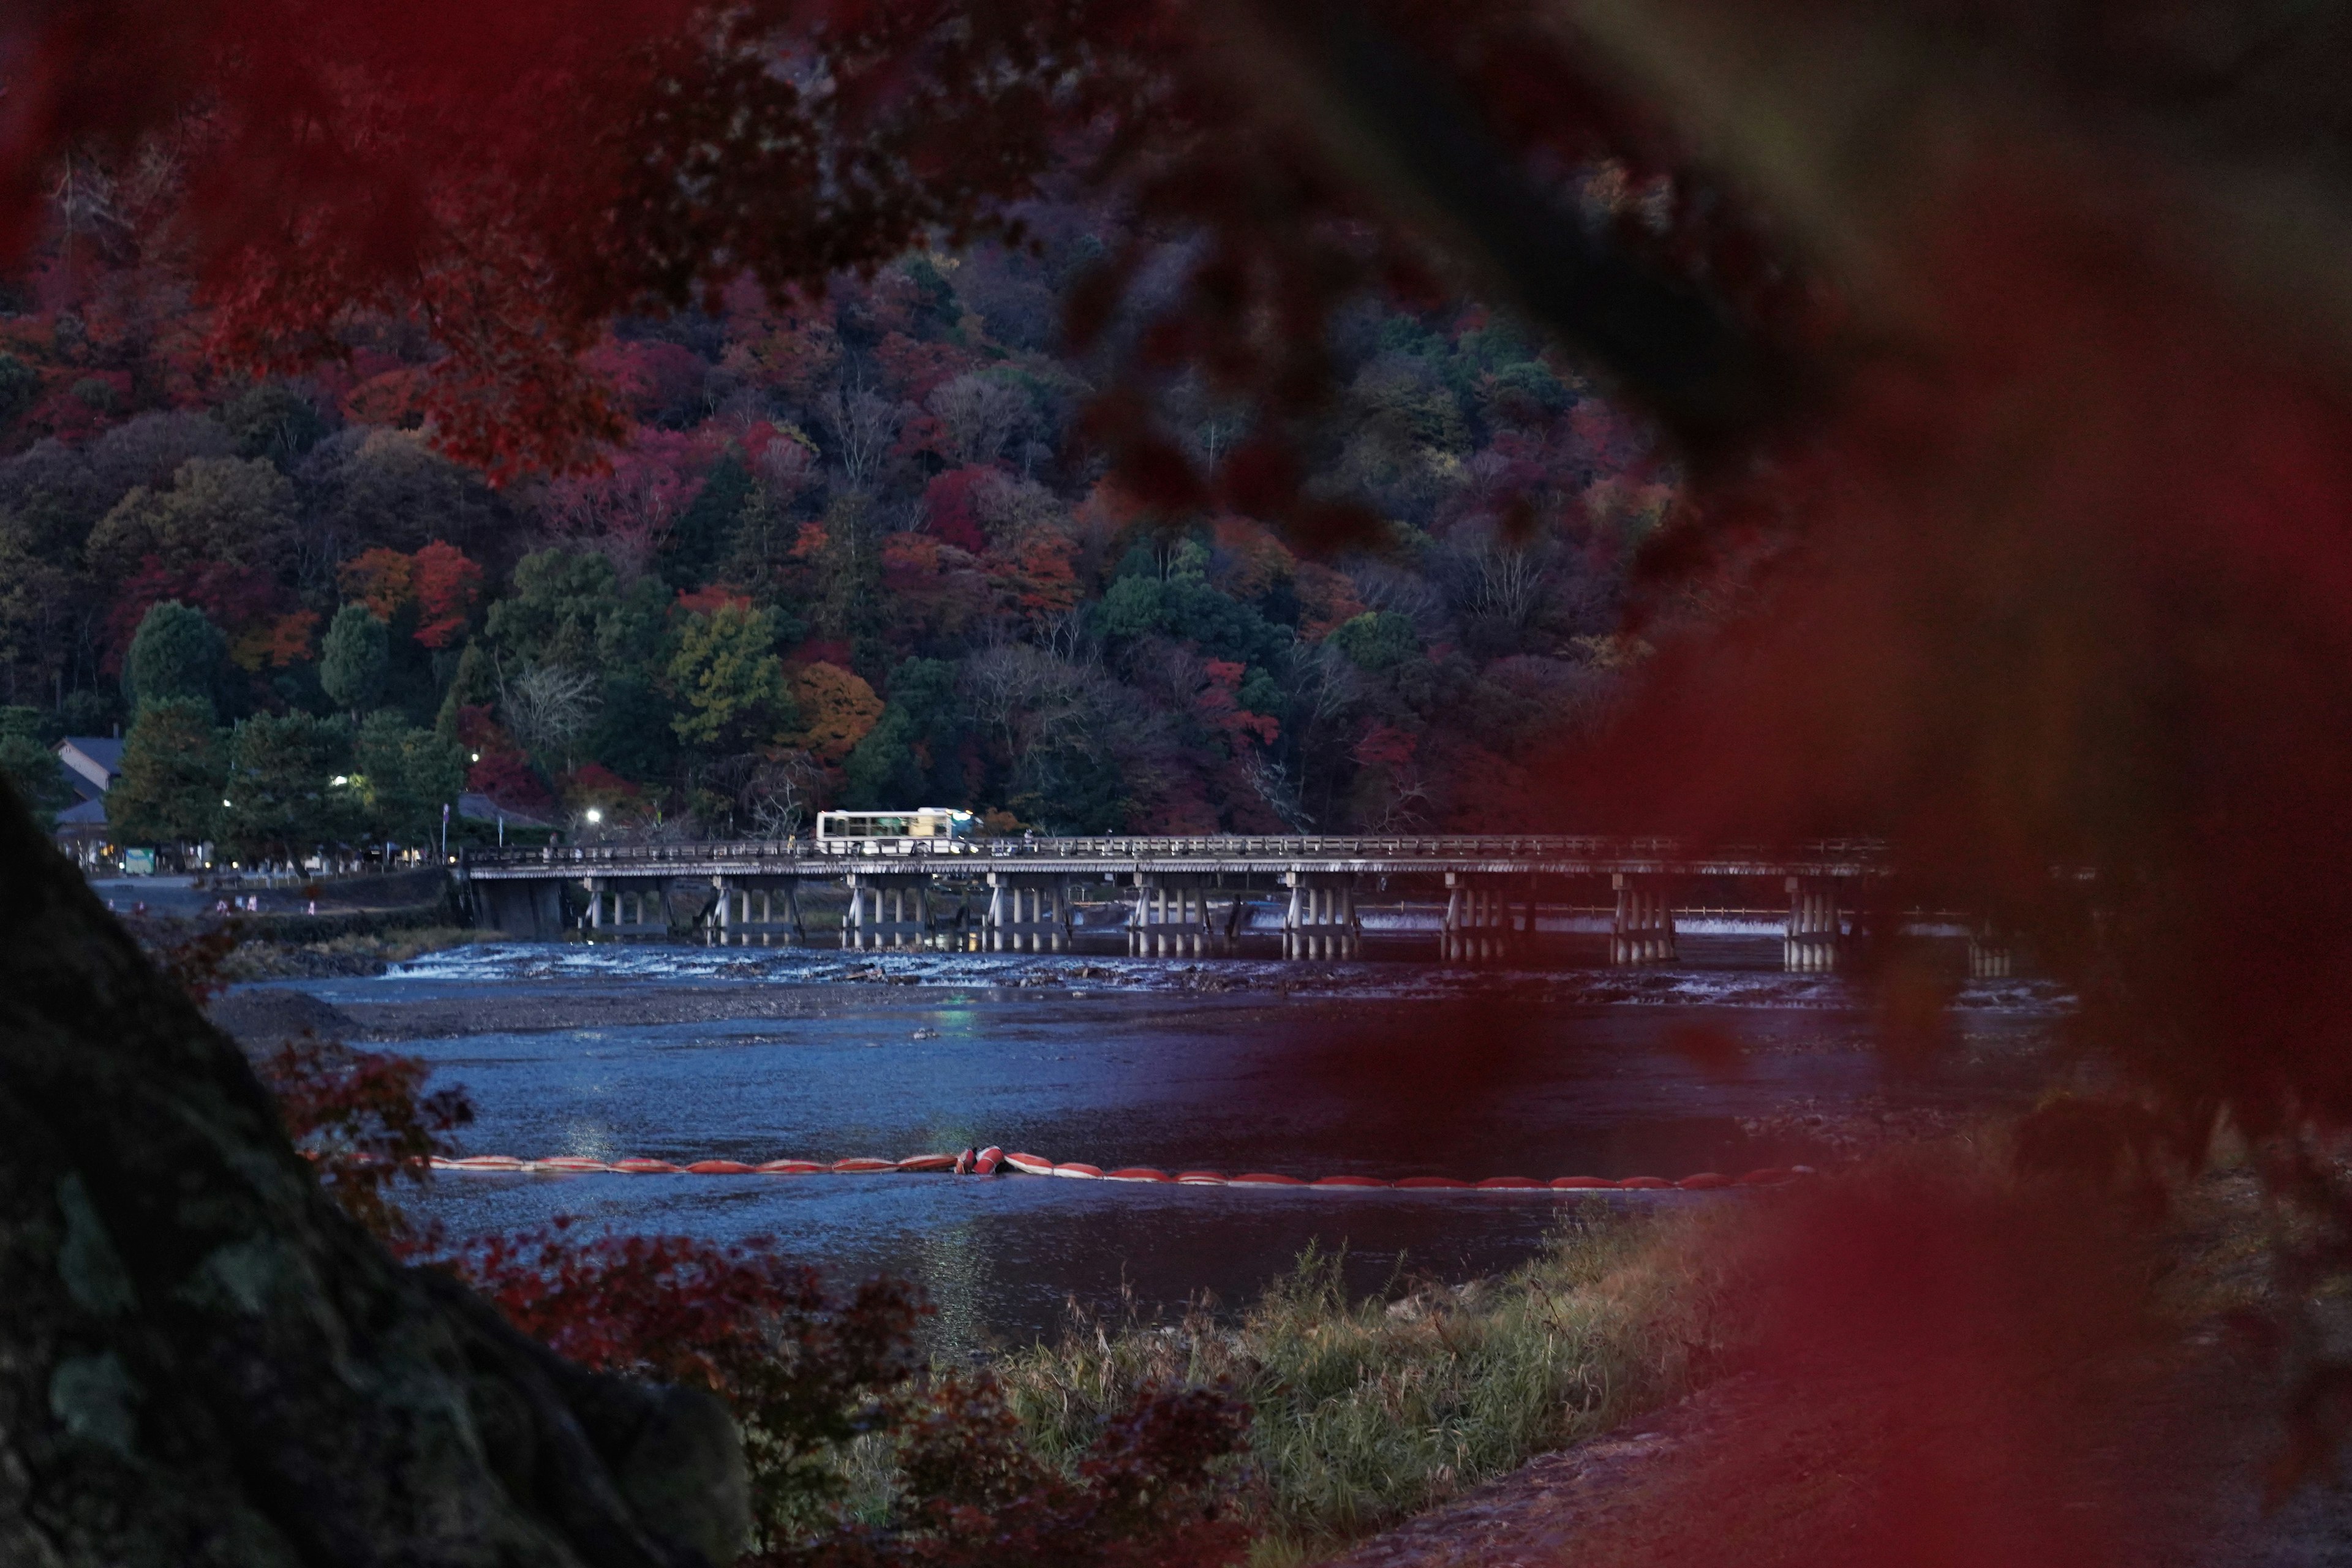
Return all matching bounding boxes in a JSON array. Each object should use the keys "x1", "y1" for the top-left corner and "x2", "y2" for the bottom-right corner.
[{"x1": 0, "y1": 189, "x2": 1673, "y2": 846}]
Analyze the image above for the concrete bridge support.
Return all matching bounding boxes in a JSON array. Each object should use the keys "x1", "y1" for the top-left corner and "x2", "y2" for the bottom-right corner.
[
  {"x1": 843, "y1": 873, "x2": 934, "y2": 951},
  {"x1": 1130, "y1": 873, "x2": 1221, "y2": 957},
  {"x1": 1284, "y1": 872, "x2": 1359, "y2": 960},
  {"x1": 1611, "y1": 873, "x2": 1678, "y2": 965},
  {"x1": 1968, "y1": 921, "x2": 2016, "y2": 979},
  {"x1": 1785, "y1": 876, "x2": 1844, "y2": 972},
  {"x1": 708, "y1": 876, "x2": 807, "y2": 946},
  {"x1": 582, "y1": 877, "x2": 673, "y2": 938},
  {"x1": 988, "y1": 873, "x2": 1070, "y2": 952},
  {"x1": 472, "y1": 876, "x2": 564, "y2": 940},
  {"x1": 1441, "y1": 872, "x2": 1513, "y2": 963}
]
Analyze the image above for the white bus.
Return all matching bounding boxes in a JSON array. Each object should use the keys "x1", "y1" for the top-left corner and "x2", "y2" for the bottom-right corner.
[{"x1": 814, "y1": 808, "x2": 979, "y2": 843}]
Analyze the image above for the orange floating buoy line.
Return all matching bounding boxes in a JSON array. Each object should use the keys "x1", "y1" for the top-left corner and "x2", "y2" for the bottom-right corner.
[{"x1": 426, "y1": 1146, "x2": 1817, "y2": 1191}]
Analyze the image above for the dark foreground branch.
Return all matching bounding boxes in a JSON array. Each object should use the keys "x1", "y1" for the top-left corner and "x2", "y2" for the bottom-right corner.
[{"x1": 0, "y1": 777, "x2": 748, "y2": 1567}]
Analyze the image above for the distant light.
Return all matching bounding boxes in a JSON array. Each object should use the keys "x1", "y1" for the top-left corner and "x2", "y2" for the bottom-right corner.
[
  {"x1": 221, "y1": 799, "x2": 233, "y2": 808},
  {"x1": 470, "y1": 752, "x2": 481, "y2": 762},
  {"x1": 584, "y1": 808, "x2": 603, "y2": 824},
  {"x1": 330, "y1": 775, "x2": 349, "y2": 786}
]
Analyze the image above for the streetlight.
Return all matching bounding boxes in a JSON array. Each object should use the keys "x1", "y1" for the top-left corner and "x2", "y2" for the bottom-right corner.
[{"x1": 584, "y1": 808, "x2": 603, "y2": 825}]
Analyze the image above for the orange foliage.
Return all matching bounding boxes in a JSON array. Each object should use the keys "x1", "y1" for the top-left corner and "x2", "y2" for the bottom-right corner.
[
  {"x1": 340, "y1": 547, "x2": 415, "y2": 622},
  {"x1": 338, "y1": 543, "x2": 483, "y2": 648},
  {"x1": 674, "y1": 584, "x2": 752, "y2": 617},
  {"x1": 786, "y1": 662, "x2": 883, "y2": 763},
  {"x1": 984, "y1": 526, "x2": 1082, "y2": 628},
  {"x1": 233, "y1": 609, "x2": 322, "y2": 672}
]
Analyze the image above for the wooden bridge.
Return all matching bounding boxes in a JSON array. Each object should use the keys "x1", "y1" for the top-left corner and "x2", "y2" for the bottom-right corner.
[{"x1": 456, "y1": 834, "x2": 2011, "y2": 974}]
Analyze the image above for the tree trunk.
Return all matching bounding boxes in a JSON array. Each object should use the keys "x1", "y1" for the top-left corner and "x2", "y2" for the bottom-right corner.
[{"x1": 0, "y1": 781, "x2": 747, "y2": 1567}]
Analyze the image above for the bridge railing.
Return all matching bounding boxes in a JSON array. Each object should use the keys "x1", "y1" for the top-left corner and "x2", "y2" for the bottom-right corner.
[{"x1": 459, "y1": 834, "x2": 1891, "y2": 872}]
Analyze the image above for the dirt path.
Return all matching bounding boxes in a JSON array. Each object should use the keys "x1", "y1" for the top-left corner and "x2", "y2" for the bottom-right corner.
[{"x1": 1319, "y1": 1326, "x2": 2352, "y2": 1568}]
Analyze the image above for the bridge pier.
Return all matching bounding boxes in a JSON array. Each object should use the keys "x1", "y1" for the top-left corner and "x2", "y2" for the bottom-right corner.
[
  {"x1": 1785, "y1": 876, "x2": 1844, "y2": 971},
  {"x1": 1611, "y1": 873, "x2": 1678, "y2": 965},
  {"x1": 709, "y1": 876, "x2": 807, "y2": 946},
  {"x1": 1442, "y1": 873, "x2": 1512, "y2": 963},
  {"x1": 582, "y1": 876, "x2": 673, "y2": 938},
  {"x1": 1283, "y1": 872, "x2": 1357, "y2": 960},
  {"x1": 843, "y1": 873, "x2": 934, "y2": 951},
  {"x1": 1131, "y1": 873, "x2": 1221, "y2": 957},
  {"x1": 472, "y1": 876, "x2": 564, "y2": 939},
  {"x1": 1968, "y1": 920, "x2": 2016, "y2": 979},
  {"x1": 988, "y1": 873, "x2": 1069, "y2": 952}
]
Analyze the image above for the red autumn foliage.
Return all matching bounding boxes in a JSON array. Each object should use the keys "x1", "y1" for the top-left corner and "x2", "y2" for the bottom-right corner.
[
  {"x1": 1195, "y1": 660, "x2": 1278, "y2": 750},
  {"x1": 106, "y1": 554, "x2": 290, "y2": 671},
  {"x1": 797, "y1": 1373, "x2": 1251, "y2": 1568},
  {"x1": 410, "y1": 541, "x2": 484, "y2": 647},
  {"x1": 255, "y1": 1035, "x2": 475, "y2": 1249},
  {"x1": 921, "y1": 465, "x2": 994, "y2": 554},
  {"x1": 559, "y1": 761, "x2": 640, "y2": 811},
  {"x1": 447, "y1": 1223, "x2": 926, "y2": 1550},
  {"x1": 466, "y1": 749, "x2": 553, "y2": 813}
]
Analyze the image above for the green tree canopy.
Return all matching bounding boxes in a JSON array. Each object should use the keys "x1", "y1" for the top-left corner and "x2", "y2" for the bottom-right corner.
[
  {"x1": 667, "y1": 603, "x2": 794, "y2": 749},
  {"x1": 319, "y1": 603, "x2": 391, "y2": 714},
  {"x1": 1095, "y1": 541, "x2": 1290, "y2": 668},
  {"x1": 659, "y1": 450, "x2": 753, "y2": 590},
  {"x1": 122, "y1": 600, "x2": 228, "y2": 714},
  {"x1": 352, "y1": 712, "x2": 466, "y2": 844},
  {"x1": 221, "y1": 711, "x2": 357, "y2": 861},
  {"x1": 484, "y1": 548, "x2": 621, "y2": 670},
  {"x1": 842, "y1": 657, "x2": 966, "y2": 808},
  {"x1": 1330, "y1": 610, "x2": 1423, "y2": 674},
  {"x1": 83, "y1": 454, "x2": 300, "y2": 578},
  {"x1": 215, "y1": 380, "x2": 329, "y2": 464},
  {"x1": 108, "y1": 698, "x2": 226, "y2": 846},
  {"x1": 0, "y1": 707, "x2": 71, "y2": 828},
  {"x1": 0, "y1": 352, "x2": 38, "y2": 429}
]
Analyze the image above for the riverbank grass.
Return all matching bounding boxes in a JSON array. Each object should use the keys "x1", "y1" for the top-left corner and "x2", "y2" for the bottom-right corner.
[
  {"x1": 987, "y1": 1200, "x2": 1753, "y2": 1559},
  {"x1": 221, "y1": 924, "x2": 486, "y2": 980}
]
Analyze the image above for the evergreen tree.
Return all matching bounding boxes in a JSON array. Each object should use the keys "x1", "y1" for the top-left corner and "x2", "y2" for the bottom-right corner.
[
  {"x1": 319, "y1": 603, "x2": 391, "y2": 714},
  {"x1": 107, "y1": 698, "x2": 226, "y2": 847},
  {"x1": 659, "y1": 450, "x2": 752, "y2": 589},
  {"x1": 483, "y1": 549, "x2": 619, "y2": 669},
  {"x1": 667, "y1": 603, "x2": 794, "y2": 750},
  {"x1": 221, "y1": 712, "x2": 357, "y2": 861},
  {"x1": 842, "y1": 658, "x2": 965, "y2": 807},
  {"x1": 121, "y1": 600, "x2": 228, "y2": 714},
  {"x1": 432, "y1": 639, "x2": 499, "y2": 739},
  {"x1": 0, "y1": 707, "x2": 72, "y2": 827},
  {"x1": 353, "y1": 711, "x2": 466, "y2": 844},
  {"x1": 1330, "y1": 610, "x2": 1423, "y2": 673},
  {"x1": 583, "y1": 670, "x2": 680, "y2": 783}
]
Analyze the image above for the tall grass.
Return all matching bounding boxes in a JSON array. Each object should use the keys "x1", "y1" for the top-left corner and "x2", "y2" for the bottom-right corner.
[{"x1": 987, "y1": 1202, "x2": 1757, "y2": 1557}]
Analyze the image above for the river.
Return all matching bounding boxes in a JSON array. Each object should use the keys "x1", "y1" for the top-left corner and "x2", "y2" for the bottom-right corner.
[{"x1": 253, "y1": 935, "x2": 2067, "y2": 1349}]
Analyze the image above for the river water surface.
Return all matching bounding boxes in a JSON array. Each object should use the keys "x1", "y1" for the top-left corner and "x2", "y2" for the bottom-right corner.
[{"x1": 263, "y1": 937, "x2": 2067, "y2": 1348}]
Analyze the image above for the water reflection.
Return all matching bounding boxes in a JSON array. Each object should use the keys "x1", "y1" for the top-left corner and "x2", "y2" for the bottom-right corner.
[{"x1": 282, "y1": 936, "x2": 2065, "y2": 1346}]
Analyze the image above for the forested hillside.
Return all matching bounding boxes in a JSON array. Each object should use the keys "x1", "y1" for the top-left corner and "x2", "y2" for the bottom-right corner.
[{"x1": 0, "y1": 188, "x2": 1673, "y2": 843}]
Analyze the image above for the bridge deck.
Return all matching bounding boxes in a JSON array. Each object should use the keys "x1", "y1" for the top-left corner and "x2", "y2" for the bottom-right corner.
[{"x1": 462, "y1": 835, "x2": 1892, "y2": 882}]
